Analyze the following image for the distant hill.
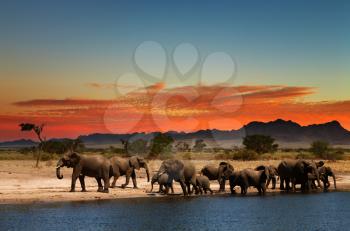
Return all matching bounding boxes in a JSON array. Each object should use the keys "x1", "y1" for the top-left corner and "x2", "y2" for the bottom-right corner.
[
  {"x1": 1, "y1": 119, "x2": 350, "y2": 149},
  {"x1": 0, "y1": 139, "x2": 38, "y2": 148},
  {"x1": 77, "y1": 119, "x2": 350, "y2": 148}
]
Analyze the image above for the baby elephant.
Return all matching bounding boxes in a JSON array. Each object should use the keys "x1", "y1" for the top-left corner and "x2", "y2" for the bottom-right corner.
[
  {"x1": 229, "y1": 168, "x2": 269, "y2": 195},
  {"x1": 255, "y1": 165, "x2": 278, "y2": 189},
  {"x1": 196, "y1": 175, "x2": 213, "y2": 194},
  {"x1": 150, "y1": 173, "x2": 174, "y2": 194}
]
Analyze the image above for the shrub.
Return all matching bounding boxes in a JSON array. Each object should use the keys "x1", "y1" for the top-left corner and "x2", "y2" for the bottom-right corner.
[
  {"x1": 310, "y1": 140, "x2": 332, "y2": 159},
  {"x1": 214, "y1": 152, "x2": 233, "y2": 160},
  {"x1": 232, "y1": 149, "x2": 259, "y2": 160}
]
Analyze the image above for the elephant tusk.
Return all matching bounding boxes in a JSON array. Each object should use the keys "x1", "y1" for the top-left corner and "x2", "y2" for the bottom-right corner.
[{"x1": 56, "y1": 166, "x2": 61, "y2": 169}]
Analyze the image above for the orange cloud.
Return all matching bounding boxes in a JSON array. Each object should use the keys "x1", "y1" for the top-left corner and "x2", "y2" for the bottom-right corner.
[{"x1": 1, "y1": 84, "x2": 349, "y2": 141}]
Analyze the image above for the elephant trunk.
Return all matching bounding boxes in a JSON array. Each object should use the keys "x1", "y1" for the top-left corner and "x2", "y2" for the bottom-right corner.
[
  {"x1": 316, "y1": 173, "x2": 323, "y2": 189},
  {"x1": 332, "y1": 173, "x2": 337, "y2": 189},
  {"x1": 56, "y1": 159, "x2": 64, "y2": 179},
  {"x1": 145, "y1": 164, "x2": 150, "y2": 182},
  {"x1": 150, "y1": 180, "x2": 155, "y2": 192}
]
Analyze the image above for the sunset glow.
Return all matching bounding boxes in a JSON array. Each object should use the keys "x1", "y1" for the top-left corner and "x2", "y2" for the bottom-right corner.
[{"x1": 1, "y1": 1, "x2": 349, "y2": 141}]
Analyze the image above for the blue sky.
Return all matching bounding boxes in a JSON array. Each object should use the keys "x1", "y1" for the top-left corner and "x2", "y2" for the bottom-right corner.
[{"x1": 1, "y1": 0, "x2": 350, "y2": 139}]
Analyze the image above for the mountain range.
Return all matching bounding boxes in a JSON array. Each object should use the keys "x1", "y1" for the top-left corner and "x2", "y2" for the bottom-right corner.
[{"x1": 1, "y1": 119, "x2": 350, "y2": 149}]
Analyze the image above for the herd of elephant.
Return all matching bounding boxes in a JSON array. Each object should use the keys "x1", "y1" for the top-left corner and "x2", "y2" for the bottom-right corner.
[{"x1": 55, "y1": 152, "x2": 336, "y2": 195}]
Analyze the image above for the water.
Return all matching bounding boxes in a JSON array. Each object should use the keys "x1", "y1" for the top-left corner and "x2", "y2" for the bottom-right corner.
[{"x1": 0, "y1": 192, "x2": 349, "y2": 231}]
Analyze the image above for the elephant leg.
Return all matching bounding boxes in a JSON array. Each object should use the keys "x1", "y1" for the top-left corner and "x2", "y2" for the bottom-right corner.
[
  {"x1": 266, "y1": 178, "x2": 271, "y2": 189},
  {"x1": 111, "y1": 172, "x2": 120, "y2": 188},
  {"x1": 79, "y1": 175, "x2": 86, "y2": 192},
  {"x1": 198, "y1": 185, "x2": 203, "y2": 195},
  {"x1": 230, "y1": 186, "x2": 235, "y2": 194},
  {"x1": 280, "y1": 177, "x2": 285, "y2": 190},
  {"x1": 191, "y1": 178, "x2": 199, "y2": 195},
  {"x1": 122, "y1": 170, "x2": 132, "y2": 188},
  {"x1": 131, "y1": 170, "x2": 138, "y2": 189},
  {"x1": 103, "y1": 176, "x2": 109, "y2": 193},
  {"x1": 179, "y1": 180, "x2": 188, "y2": 196},
  {"x1": 261, "y1": 183, "x2": 266, "y2": 194},
  {"x1": 219, "y1": 179, "x2": 226, "y2": 192},
  {"x1": 96, "y1": 177, "x2": 103, "y2": 192},
  {"x1": 170, "y1": 183, "x2": 174, "y2": 194},
  {"x1": 186, "y1": 182, "x2": 192, "y2": 195},
  {"x1": 164, "y1": 185, "x2": 169, "y2": 195},
  {"x1": 208, "y1": 187, "x2": 213, "y2": 194},
  {"x1": 307, "y1": 180, "x2": 312, "y2": 191},
  {"x1": 70, "y1": 169, "x2": 80, "y2": 192},
  {"x1": 271, "y1": 177, "x2": 276, "y2": 189},
  {"x1": 257, "y1": 186, "x2": 262, "y2": 195},
  {"x1": 240, "y1": 186, "x2": 245, "y2": 195}
]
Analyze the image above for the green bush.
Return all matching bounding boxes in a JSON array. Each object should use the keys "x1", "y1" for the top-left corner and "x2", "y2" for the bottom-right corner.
[{"x1": 243, "y1": 135, "x2": 278, "y2": 154}]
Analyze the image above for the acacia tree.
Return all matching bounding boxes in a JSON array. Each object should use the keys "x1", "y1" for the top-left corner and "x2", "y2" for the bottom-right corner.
[
  {"x1": 243, "y1": 135, "x2": 278, "y2": 154},
  {"x1": 148, "y1": 133, "x2": 174, "y2": 158},
  {"x1": 19, "y1": 123, "x2": 45, "y2": 167}
]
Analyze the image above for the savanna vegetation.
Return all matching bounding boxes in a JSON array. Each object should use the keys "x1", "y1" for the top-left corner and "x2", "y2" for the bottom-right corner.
[{"x1": 1, "y1": 133, "x2": 349, "y2": 162}]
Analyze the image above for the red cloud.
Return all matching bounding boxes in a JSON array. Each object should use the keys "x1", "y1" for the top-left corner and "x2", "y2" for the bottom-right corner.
[
  {"x1": 13, "y1": 99, "x2": 114, "y2": 107},
  {"x1": 1, "y1": 84, "x2": 349, "y2": 141}
]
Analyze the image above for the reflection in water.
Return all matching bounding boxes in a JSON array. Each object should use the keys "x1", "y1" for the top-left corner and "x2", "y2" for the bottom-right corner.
[{"x1": 0, "y1": 192, "x2": 349, "y2": 231}]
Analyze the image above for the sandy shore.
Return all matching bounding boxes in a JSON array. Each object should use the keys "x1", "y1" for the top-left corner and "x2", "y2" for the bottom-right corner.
[{"x1": 0, "y1": 160, "x2": 349, "y2": 204}]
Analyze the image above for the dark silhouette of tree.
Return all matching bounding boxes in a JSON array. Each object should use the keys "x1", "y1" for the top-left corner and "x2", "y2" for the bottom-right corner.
[
  {"x1": 310, "y1": 140, "x2": 330, "y2": 159},
  {"x1": 120, "y1": 139, "x2": 130, "y2": 156},
  {"x1": 148, "y1": 133, "x2": 174, "y2": 158},
  {"x1": 193, "y1": 139, "x2": 206, "y2": 152},
  {"x1": 243, "y1": 135, "x2": 278, "y2": 154},
  {"x1": 128, "y1": 139, "x2": 148, "y2": 155},
  {"x1": 19, "y1": 123, "x2": 45, "y2": 167}
]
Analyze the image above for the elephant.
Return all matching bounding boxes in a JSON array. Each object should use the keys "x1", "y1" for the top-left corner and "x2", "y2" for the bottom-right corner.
[
  {"x1": 200, "y1": 162, "x2": 234, "y2": 192},
  {"x1": 149, "y1": 173, "x2": 174, "y2": 194},
  {"x1": 255, "y1": 165, "x2": 278, "y2": 189},
  {"x1": 196, "y1": 175, "x2": 213, "y2": 194},
  {"x1": 56, "y1": 152, "x2": 112, "y2": 193},
  {"x1": 229, "y1": 168, "x2": 269, "y2": 195},
  {"x1": 277, "y1": 159, "x2": 323, "y2": 191},
  {"x1": 109, "y1": 156, "x2": 150, "y2": 189},
  {"x1": 157, "y1": 159, "x2": 198, "y2": 196},
  {"x1": 310, "y1": 166, "x2": 336, "y2": 190}
]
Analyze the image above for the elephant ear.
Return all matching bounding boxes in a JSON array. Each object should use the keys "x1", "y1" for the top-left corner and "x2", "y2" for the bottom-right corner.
[
  {"x1": 325, "y1": 167, "x2": 333, "y2": 176},
  {"x1": 306, "y1": 165, "x2": 314, "y2": 173},
  {"x1": 271, "y1": 166, "x2": 278, "y2": 176},
  {"x1": 69, "y1": 152, "x2": 81, "y2": 166},
  {"x1": 129, "y1": 156, "x2": 140, "y2": 170}
]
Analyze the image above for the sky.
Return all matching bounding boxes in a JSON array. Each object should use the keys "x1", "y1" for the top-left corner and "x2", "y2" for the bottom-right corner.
[{"x1": 0, "y1": 0, "x2": 350, "y2": 141}]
